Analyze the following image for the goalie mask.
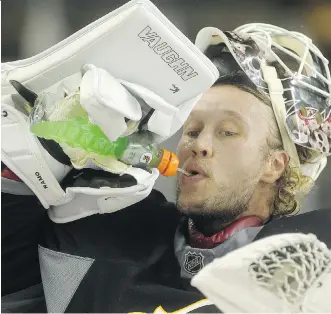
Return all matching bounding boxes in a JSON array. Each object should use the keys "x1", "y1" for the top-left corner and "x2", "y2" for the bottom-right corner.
[{"x1": 195, "y1": 23, "x2": 330, "y2": 182}]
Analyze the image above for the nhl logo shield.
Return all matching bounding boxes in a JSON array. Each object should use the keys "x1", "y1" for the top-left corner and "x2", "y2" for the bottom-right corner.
[{"x1": 184, "y1": 252, "x2": 204, "y2": 275}]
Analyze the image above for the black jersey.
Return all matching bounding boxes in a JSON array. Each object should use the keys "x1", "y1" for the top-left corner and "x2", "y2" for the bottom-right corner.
[
  {"x1": 1, "y1": 193, "x2": 47, "y2": 312},
  {"x1": 255, "y1": 207, "x2": 331, "y2": 246},
  {"x1": 39, "y1": 190, "x2": 220, "y2": 313},
  {"x1": 2, "y1": 184, "x2": 330, "y2": 313}
]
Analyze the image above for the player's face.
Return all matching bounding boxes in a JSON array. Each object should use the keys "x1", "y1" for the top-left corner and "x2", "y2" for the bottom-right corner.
[{"x1": 176, "y1": 85, "x2": 276, "y2": 216}]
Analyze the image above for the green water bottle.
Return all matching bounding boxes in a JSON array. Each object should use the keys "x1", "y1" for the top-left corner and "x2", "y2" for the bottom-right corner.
[{"x1": 29, "y1": 91, "x2": 179, "y2": 176}]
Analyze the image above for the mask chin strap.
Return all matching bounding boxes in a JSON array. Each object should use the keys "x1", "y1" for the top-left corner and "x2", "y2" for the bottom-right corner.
[
  {"x1": 262, "y1": 63, "x2": 301, "y2": 216},
  {"x1": 261, "y1": 63, "x2": 301, "y2": 168},
  {"x1": 262, "y1": 63, "x2": 328, "y2": 215}
]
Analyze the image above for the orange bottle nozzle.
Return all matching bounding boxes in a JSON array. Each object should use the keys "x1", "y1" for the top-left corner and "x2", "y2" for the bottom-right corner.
[{"x1": 157, "y1": 149, "x2": 179, "y2": 176}]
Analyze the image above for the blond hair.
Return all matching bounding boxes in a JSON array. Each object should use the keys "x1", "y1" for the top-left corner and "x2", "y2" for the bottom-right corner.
[{"x1": 272, "y1": 146, "x2": 320, "y2": 216}]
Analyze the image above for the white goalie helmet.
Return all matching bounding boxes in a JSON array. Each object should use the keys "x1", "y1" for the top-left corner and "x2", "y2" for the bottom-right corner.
[{"x1": 195, "y1": 23, "x2": 330, "y2": 183}]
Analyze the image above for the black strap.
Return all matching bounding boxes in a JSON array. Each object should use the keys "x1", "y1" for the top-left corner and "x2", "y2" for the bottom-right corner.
[
  {"x1": 38, "y1": 138, "x2": 72, "y2": 166},
  {"x1": 9, "y1": 80, "x2": 38, "y2": 105},
  {"x1": 138, "y1": 108, "x2": 155, "y2": 132}
]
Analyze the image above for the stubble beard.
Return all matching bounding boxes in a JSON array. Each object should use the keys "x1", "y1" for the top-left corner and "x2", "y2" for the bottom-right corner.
[{"x1": 176, "y1": 174, "x2": 259, "y2": 234}]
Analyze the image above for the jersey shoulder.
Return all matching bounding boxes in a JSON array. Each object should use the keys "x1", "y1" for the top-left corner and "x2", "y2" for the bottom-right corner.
[{"x1": 255, "y1": 208, "x2": 331, "y2": 246}]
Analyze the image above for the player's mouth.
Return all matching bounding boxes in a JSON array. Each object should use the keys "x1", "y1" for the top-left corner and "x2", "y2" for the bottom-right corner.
[{"x1": 180, "y1": 164, "x2": 208, "y2": 185}]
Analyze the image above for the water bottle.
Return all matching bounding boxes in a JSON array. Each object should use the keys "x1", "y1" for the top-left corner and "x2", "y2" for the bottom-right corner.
[{"x1": 29, "y1": 91, "x2": 180, "y2": 176}]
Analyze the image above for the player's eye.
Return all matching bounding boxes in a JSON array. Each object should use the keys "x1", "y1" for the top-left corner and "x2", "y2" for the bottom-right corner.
[{"x1": 187, "y1": 131, "x2": 200, "y2": 138}]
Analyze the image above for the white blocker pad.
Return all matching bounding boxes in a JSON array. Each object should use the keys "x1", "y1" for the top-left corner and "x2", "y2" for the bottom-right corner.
[{"x1": 2, "y1": 0, "x2": 218, "y2": 109}]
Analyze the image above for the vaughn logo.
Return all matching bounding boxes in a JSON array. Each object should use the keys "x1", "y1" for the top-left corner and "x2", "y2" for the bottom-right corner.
[
  {"x1": 35, "y1": 172, "x2": 48, "y2": 189},
  {"x1": 138, "y1": 26, "x2": 198, "y2": 82},
  {"x1": 184, "y1": 251, "x2": 204, "y2": 275}
]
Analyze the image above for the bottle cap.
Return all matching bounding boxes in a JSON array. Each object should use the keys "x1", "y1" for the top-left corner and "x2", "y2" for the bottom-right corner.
[{"x1": 157, "y1": 149, "x2": 179, "y2": 176}]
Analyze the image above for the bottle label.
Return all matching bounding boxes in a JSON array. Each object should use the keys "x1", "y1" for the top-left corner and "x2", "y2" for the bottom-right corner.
[
  {"x1": 120, "y1": 131, "x2": 161, "y2": 169},
  {"x1": 139, "y1": 152, "x2": 153, "y2": 165},
  {"x1": 121, "y1": 144, "x2": 154, "y2": 167}
]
